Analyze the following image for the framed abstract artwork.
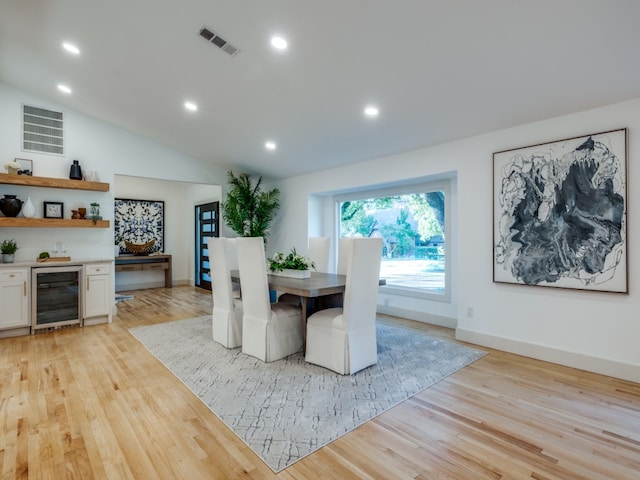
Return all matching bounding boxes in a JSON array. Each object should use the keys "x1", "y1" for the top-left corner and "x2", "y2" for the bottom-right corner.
[
  {"x1": 493, "y1": 128, "x2": 627, "y2": 293},
  {"x1": 114, "y1": 198, "x2": 164, "y2": 255}
]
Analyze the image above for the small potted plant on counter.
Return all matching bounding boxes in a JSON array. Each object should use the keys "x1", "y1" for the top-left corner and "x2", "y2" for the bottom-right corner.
[{"x1": 1, "y1": 239, "x2": 19, "y2": 263}]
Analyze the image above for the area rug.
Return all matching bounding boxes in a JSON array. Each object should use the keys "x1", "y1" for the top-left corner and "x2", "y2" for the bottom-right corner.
[{"x1": 129, "y1": 316, "x2": 486, "y2": 472}]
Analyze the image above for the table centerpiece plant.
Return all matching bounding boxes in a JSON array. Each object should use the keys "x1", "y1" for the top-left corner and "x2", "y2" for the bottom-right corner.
[{"x1": 268, "y1": 248, "x2": 315, "y2": 278}]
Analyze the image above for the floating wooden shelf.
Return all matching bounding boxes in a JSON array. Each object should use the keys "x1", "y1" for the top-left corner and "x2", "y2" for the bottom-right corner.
[
  {"x1": 0, "y1": 174, "x2": 109, "y2": 192},
  {"x1": 0, "y1": 218, "x2": 110, "y2": 228}
]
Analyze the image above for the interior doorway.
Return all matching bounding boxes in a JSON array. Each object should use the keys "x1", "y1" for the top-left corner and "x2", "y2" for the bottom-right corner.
[{"x1": 195, "y1": 202, "x2": 220, "y2": 290}]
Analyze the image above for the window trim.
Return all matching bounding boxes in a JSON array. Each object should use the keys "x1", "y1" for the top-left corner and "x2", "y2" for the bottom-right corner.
[{"x1": 335, "y1": 179, "x2": 451, "y2": 303}]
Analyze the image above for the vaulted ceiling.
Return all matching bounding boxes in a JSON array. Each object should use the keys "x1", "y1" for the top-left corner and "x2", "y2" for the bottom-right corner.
[{"x1": 2, "y1": 0, "x2": 640, "y2": 180}]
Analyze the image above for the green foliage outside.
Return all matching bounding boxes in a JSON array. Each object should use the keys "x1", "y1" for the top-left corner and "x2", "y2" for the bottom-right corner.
[{"x1": 340, "y1": 192, "x2": 445, "y2": 259}]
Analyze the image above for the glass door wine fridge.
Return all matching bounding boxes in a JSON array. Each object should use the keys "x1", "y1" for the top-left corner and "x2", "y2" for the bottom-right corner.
[{"x1": 31, "y1": 266, "x2": 83, "y2": 332}]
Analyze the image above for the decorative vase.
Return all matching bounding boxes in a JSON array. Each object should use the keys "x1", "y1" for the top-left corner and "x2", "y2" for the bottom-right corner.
[
  {"x1": 2, "y1": 254, "x2": 15, "y2": 263},
  {"x1": 22, "y1": 196, "x2": 35, "y2": 218},
  {"x1": 270, "y1": 269, "x2": 311, "y2": 279},
  {"x1": 0, "y1": 194, "x2": 23, "y2": 217},
  {"x1": 69, "y1": 160, "x2": 83, "y2": 180}
]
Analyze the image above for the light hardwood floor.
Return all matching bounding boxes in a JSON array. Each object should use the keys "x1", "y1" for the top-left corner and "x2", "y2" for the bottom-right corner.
[{"x1": 1, "y1": 286, "x2": 639, "y2": 479}]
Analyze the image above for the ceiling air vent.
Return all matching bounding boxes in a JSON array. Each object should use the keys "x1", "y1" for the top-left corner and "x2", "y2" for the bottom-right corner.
[
  {"x1": 199, "y1": 27, "x2": 239, "y2": 57},
  {"x1": 22, "y1": 104, "x2": 64, "y2": 155}
]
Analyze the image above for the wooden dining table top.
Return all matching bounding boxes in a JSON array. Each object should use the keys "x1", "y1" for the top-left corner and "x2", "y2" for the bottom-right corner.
[{"x1": 230, "y1": 270, "x2": 347, "y2": 298}]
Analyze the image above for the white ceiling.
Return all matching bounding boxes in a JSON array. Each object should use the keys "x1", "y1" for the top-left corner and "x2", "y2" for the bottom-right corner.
[{"x1": 2, "y1": 1, "x2": 640, "y2": 180}]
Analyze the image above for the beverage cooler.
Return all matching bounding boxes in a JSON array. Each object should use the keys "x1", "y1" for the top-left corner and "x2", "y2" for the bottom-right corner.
[{"x1": 31, "y1": 266, "x2": 82, "y2": 332}]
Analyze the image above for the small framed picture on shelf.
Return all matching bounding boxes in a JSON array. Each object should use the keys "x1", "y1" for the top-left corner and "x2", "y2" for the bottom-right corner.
[
  {"x1": 44, "y1": 201, "x2": 64, "y2": 219},
  {"x1": 15, "y1": 158, "x2": 33, "y2": 176}
]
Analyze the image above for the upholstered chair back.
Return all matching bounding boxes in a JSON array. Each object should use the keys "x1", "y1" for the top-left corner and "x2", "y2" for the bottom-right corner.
[
  {"x1": 209, "y1": 237, "x2": 243, "y2": 348},
  {"x1": 235, "y1": 237, "x2": 271, "y2": 322},
  {"x1": 337, "y1": 237, "x2": 353, "y2": 275},
  {"x1": 342, "y1": 237, "x2": 383, "y2": 331},
  {"x1": 308, "y1": 236, "x2": 330, "y2": 272},
  {"x1": 236, "y1": 237, "x2": 304, "y2": 362}
]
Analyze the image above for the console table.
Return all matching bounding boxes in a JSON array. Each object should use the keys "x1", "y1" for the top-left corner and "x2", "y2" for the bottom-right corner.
[{"x1": 115, "y1": 254, "x2": 172, "y2": 288}]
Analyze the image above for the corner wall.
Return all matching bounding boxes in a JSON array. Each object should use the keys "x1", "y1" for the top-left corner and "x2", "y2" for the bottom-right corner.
[
  {"x1": 114, "y1": 176, "x2": 221, "y2": 290},
  {"x1": 271, "y1": 97, "x2": 640, "y2": 382}
]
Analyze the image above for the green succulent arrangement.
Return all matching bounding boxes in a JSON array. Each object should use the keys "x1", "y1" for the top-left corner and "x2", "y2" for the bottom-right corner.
[
  {"x1": 0, "y1": 239, "x2": 19, "y2": 254},
  {"x1": 268, "y1": 248, "x2": 315, "y2": 272}
]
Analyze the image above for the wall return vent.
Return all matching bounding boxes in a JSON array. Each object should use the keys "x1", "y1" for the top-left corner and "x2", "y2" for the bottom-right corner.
[
  {"x1": 22, "y1": 104, "x2": 64, "y2": 155},
  {"x1": 199, "y1": 26, "x2": 239, "y2": 56}
]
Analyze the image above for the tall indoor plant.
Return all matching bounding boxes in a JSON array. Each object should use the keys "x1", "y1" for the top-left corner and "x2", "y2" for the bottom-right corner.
[{"x1": 221, "y1": 171, "x2": 280, "y2": 242}]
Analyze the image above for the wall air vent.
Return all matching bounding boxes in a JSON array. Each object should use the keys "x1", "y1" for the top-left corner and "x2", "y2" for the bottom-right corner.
[
  {"x1": 22, "y1": 104, "x2": 64, "y2": 155},
  {"x1": 199, "y1": 27, "x2": 239, "y2": 57}
]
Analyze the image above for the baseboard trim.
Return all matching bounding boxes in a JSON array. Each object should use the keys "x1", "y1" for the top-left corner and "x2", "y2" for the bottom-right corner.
[
  {"x1": 115, "y1": 279, "x2": 189, "y2": 292},
  {"x1": 115, "y1": 281, "x2": 165, "y2": 291},
  {"x1": 376, "y1": 305, "x2": 456, "y2": 329},
  {"x1": 455, "y1": 328, "x2": 640, "y2": 383}
]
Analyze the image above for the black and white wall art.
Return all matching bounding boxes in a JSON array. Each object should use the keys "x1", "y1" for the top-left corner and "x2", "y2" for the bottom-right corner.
[
  {"x1": 493, "y1": 128, "x2": 627, "y2": 293},
  {"x1": 115, "y1": 198, "x2": 164, "y2": 254}
]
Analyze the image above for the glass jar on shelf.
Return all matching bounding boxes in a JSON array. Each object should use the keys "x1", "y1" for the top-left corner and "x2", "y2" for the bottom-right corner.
[{"x1": 89, "y1": 202, "x2": 102, "y2": 220}]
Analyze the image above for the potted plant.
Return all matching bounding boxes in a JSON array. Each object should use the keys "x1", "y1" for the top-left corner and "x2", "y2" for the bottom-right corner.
[
  {"x1": 221, "y1": 171, "x2": 280, "y2": 243},
  {"x1": 268, "y1": 248, "x2": 316, "y2": 278},
  {"x1": 1, "y1": 238, "x2": 19, "y2": 263}
]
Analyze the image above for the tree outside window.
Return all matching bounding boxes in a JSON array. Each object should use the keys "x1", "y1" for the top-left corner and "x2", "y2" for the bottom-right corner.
[{"x1": 339, "y1": 190, "x2": 446, "y2": 293}]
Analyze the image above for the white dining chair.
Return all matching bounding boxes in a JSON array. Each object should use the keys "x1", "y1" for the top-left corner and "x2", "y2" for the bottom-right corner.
[
  {"x1": 308, "y1": 236, "x2": 330, "y2": 272},
  {"x1": 208, "y1": 237, "x2": 243, "y2": 348},
  {"x1": 278, "y1": 236, "x2": 331, "y2": 305},
  {"x1": 337, "y1": 236, "x2": 352, "y2": 275},
  {"x1": 236, "y1": 237, "x2": 304, "y2": 362},
  {"x1": 305, "y1": 237, "x2": 383, "y2": 374}
]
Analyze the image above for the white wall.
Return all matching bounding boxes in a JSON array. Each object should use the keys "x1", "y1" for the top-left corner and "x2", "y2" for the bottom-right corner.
[
  {"x1": 0, "y1": 82, "x2": 226, "y2": 293},
  {"x1": 113, "y1": 176, "x2": 221, "y2": 290},
  {"x1": 271, "y1": 98, "x2": 640, "y2": 382}
]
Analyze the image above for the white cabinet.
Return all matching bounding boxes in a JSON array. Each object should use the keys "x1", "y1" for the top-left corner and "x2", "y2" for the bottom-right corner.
[
  {"x1": 0, "y1": 268, "x2": 30, "y2": 336},
  {"x1": 83, "y1": 263, "x2": 112, "y2": 325}
]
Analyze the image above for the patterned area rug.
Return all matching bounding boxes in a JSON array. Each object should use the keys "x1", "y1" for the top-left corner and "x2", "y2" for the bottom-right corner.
[{"x1": 129, "y1": 316, "x2": 486, "y2": 472}]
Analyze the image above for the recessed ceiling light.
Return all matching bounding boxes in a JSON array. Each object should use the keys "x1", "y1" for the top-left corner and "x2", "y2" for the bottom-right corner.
[
  {"x1": 184, "y1": 101, "x2": 198, "y2": 112},
  {"x1": 265, "y1": 141, "x2": 277, "y2": 150},
  {"x1": 270, "y1": 36, "x2": 287, "y2": 50},
  {"x1": 57, "y1": 84, "x2": 72, "y2": 94},
  {"x1": 364, "y1": 106, "x2": 379, "y2": 117},
  {"x1": 62, "y1": 42, "x2": 80, "y2": 55}
]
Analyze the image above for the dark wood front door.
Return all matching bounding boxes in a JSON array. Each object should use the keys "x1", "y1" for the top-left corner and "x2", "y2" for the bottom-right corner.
[{"x1": 195, "y1": 202, "x2": 219, "y2": 290}]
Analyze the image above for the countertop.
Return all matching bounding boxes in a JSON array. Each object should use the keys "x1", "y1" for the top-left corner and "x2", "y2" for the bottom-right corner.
[{"x1": 0, "y1": 258, "x2": 113, "y2": 268}]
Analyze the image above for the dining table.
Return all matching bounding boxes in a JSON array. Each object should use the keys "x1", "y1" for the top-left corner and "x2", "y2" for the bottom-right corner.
[{"x1": 230, "y1": 270, "x2": 385, "y2": 347}]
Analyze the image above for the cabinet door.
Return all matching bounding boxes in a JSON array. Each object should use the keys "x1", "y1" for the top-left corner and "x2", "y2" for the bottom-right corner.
[
  {"x1": 0, "y1": 270, "x2": 29, "y2": 329},
  {"x1": 84, "y1": 275, "x2": 110, "y2": 318}
]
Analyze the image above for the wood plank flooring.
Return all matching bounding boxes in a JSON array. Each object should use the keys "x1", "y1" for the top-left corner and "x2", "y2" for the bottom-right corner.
[{"x1": 1, "y1": 286, "x2": 639, "y2": 479}]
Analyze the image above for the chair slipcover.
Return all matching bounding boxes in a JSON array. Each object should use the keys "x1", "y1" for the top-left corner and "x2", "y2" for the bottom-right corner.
[
  {"x1": 236, "y1": 237, "x2": 303, "y2": 362},
  {"x1": 278, "y1": 236, "x2": 331, "y2": 305},
  {"x1": 208, "y1": 237, "x2": 243, "y2": 348},
  {"x1": 305, "y1": 237, "x2": 383, "y2": 374},
  {"x1": 308, "y1": 236, "x2": 330, "y2": 272},
  {"x1": 337, "y1": 237, "x2": 352, "y2": 275}
]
